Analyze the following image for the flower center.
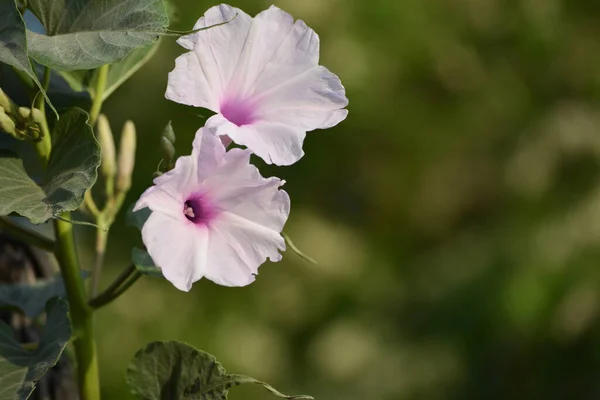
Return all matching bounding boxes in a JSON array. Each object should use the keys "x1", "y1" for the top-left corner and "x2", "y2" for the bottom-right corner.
[
  {"x1": 220, "y1": 97, "x2": 256, "y2": 126},
  {"x1": 183, "y1": 198, "x2": 205, "y2": 224}
]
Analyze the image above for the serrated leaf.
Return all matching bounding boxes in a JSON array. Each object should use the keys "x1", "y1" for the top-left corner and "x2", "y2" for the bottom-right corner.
[
  {"x1": 0, "y1": 297, "x2": 71, "y2": 400},
  {"x1": 26, "y1": 0, "x2": 168, "y2": 71},
  {"x1": 0, "y1": 272, "x2": 89, "y2": 318},
  {"x1": 126, "y1": 341, "x2": 313, "y2": 400},
  {"x1": 0, "y1": 0, "x2": 56, "y2": 116},
  {"x1": 132, "y1": 247, "x2": 163, "y2": 278},
  {"x1": 58, "y1": 41, "x2": 161, "y2": 101},
  {"x1": 0, "y1": 107, "x2": 100, "y2": 223}
]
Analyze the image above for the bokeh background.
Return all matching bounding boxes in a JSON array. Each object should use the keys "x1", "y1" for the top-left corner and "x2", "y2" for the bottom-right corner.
[{"x1": 13, "y1": 0, "x2": 600, "y2": 398}]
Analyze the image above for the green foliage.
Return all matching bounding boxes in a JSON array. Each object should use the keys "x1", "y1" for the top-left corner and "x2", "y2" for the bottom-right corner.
[
  {"x1": 58, "y1": 41, "x2": 161, "y2": 101},
  {"x1": 26, "y1": 0, "x2": 168, "y2": 71},
  {"x1": 0, "y1": 272, "x2": 88, "y2": 318},
  {"x1": 126, "y1": 204, "x2": 151, "y2": 231},
  {"x1": 126, "y1": 341, "x2": 313, "y2": 400},
  {"x1": 0, "y1": 0, "x2": 54, "y2": 115},
  {"x1": 0, "y1": 298, "x2": 71, "y2": 400},
  {"x1": 0, "y1": 108, "x2": 100, "y2": 223},
  {"x1": 131, "y1": 247, "x2": 163, "y2": 277}
]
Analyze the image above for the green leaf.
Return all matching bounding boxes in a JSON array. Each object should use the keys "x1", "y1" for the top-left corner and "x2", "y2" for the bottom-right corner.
[
  {"x1": 26, "y1": 0, "x2": 169, "y2": 71},
  {"x1": 0, "y1": 272, "x2": 89, "y2": 318},
  {"x1": 132, "y1": 248, "x2": 163, "y2": 278},
  {"x1": 0, "y1": 0, "x2": 56, "y2": 116},
  {"x1": 0, "y1": 108, "x2": 100, "y2": 223},
  {"x1": 126, "y1": 204, "x2": 151, "y2": 231},
  {"x1": 126, "y1": 341, "x2": 313, "y2": 400},
  {"x1": 58, "y1": 41, "x2": 161, "y2": 101},
  {"x1": 0, "y1": 297, "x2": 71, "y2": 400}
]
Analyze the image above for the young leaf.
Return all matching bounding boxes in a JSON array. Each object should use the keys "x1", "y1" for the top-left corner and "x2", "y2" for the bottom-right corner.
[
  {"x1": 26, "y1": 0, "x2": 169, "y2": 71},
  {"x1": 131, "y1": 248, "x2": 163, "y2": 278},
  {"x1": 0, "y1": 298, "x2": 71, "y2": 400},
  {"x1": 0, "y1": 272, "x2": 89, "y2": 318},
  {"x1": 0, "y1": 108, "x2": 100, "y2": 223},
  {"x1": 126, "y1": 341, "x2": 313, "y2": 400},
  {"x1": 0, "y1": 0, "x2": 55, "y2": 116},
  {"x1": 59, "y1": 41, "x2": 161, "y2": 101}
]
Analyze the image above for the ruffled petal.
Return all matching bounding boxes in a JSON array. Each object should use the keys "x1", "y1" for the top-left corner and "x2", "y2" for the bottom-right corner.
[
  {"x1": 176, "y1": 4, "x2": 253, "y2": 100},
  {"x1": 255, "y1": 66, "x2": 348, "y2": 131},
  {"x1": 142, "y1": 212, "x2": 209, "y2": 291},
  {"x1": 204, "y1": 211, "x2": 286, "y2": 287},
  {"x1": 165, "y1": 52, "x2": 217, "y2": 109},
  {"x1": 190, "y1": 127, "x2": 226, "y2": 179}
]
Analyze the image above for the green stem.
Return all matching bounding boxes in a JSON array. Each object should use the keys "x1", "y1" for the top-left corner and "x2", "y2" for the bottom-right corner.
[
  {"x1": 54, "y1": 216, "x2": 100, "y2": 400},
  {"x1": 34, "y1": 67, "x2": 51, "y2": 166},
  {"x1": 88, "y1": 65, "x2": 109, "y2": 126},
  {"x1": 90, "y1": 226, "x2": 108, "y2": 297},
  {"x1": 0, "y1": 217, "x2": 55, "y2": 252},
  {"x1": 89, "y1": 265, "x2": 140, "y2": 309}
]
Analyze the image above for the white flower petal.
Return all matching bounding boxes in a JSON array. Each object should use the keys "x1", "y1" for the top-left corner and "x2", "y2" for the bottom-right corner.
[
  {"x1": 191, "y1": 127, "x2": 226, "y2": 178},
  {"x1": 256, "y1": 66, "x2": 349, "y2": 131},
  {"x1": 165, "y1": 52, "x2": 216, "y2": 109},
  {"x1": 204, "y1": 211, "x2": 286, "y2": 287},
  {"x1": 176, "y1": 4, "x2": 253, "y2": 99},
  {"x1": 142, "y1": 212, "x2": 208, "y2": 291}
]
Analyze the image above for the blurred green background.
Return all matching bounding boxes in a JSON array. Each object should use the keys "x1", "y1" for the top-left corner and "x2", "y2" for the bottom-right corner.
[{"x1": 52, "y1": 0, "x2": 600, "y2": 398}]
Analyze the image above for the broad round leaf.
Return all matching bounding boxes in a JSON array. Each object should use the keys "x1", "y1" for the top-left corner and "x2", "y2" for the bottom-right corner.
[
  {"x1": 0, "y1": 108, "x2": 100, "y2": 223},
  {"x1": 26, "y1": 0, "x2": 168, "y2": 71},
  {"x1": 0, "y1": 298, "x2": 71, "y2": 400},
  {"x1": 0, "y1": 0, "x2": 55, "y2": 115},
  {"x1": 127, "y1": 341, "x2": 313, "y2": 400}
]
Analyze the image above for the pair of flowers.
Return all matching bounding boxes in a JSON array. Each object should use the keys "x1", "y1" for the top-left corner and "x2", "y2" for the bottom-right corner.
[{"x1": 135, "y1": 4, "x2": 348, "y2": 291}]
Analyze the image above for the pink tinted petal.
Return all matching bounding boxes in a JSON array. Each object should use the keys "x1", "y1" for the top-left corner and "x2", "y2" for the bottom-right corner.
[
  {"x1": 133, "y1": 186, "x2": 182, "y2": 219},
  {"x1": 214, "y1": 178, "x2": 290, "y2": 232},
  {"x1": 191, "y1": 127, "x2": 226, "y2": 179},
  {"x1": 228, "y1": 6, "x2": 295, "y2": 96},
  {"x1": 206, "y1": 113, "x2": 305, "y2": 165},
  {"x1": 256, "y1": 66, "x2": 348, "y2": 131},
  {"x1": 142, "y1": 212, "x2": 209, "y2": 291},
  {"x1": 204, "y1": 212, "x2": 285, "y2": 286},
  {"x1": 249, "y1": 18, "x2": 319, "y2": 95},
  {"x1": 165, "y1": 52, "x2": 217, "y2": 109},
  {"x1": 178, "y1": 5, "x2": 253, "y2": 100}
]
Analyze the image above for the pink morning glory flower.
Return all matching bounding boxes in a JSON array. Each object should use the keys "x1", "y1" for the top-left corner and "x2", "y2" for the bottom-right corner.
[
  {"x1": 133, "y1": 128, "x2": 290, "y2": 291},
  {"x1": 166, "y1": 4, "x2": 349, "y2": 166}
]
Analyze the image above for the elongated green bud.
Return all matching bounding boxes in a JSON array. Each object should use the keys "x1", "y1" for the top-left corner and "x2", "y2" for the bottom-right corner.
[
  {"x1": 162, "y1": 121, "x2": 175, "y2": 143},
  {"x1": 0, "y1": 88, "x2": 13, "y2": 115},
  {"x1": 0, "y1": 108, "x2": 16, "y2": 135},
  {"x1": 97, "y1": 114, "x2": 116, "y2": 179},
  {"x1": 160, "y1": 136, "x2": 175, "y2": 163},
  {"x1": 116, "y1": 120, "x2": 136, "y2": 193}
]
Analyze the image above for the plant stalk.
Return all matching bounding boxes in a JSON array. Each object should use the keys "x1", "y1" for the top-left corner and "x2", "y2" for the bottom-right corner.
[
  {"x1": 54, "y1": 215, "x2": 101, "y2": 400},
  {"x1": 88, "y1": 65, "x2": 109, "y2": 126},
  {"x1": 34, "y1": 67, "x2": 52, "y2": 166},
  {"x1": 89, "y1": 265, "x2": 140, "y2": 309}
]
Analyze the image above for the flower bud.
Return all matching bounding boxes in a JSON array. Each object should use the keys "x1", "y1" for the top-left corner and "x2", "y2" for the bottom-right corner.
[
  {"x1": 160, "y1": 136, "x2": 176, "y2": 163},
  {"x1": 0, "y1": 88, "x2": 13, "y2": 115},
  {"x1": 0, "y1": 108, "x2": 16, "y2": 135},
  {"x1": 162, "y1": 121, "x2": 175, "y2": 143},
  {"x1": 116, "y1": 120, "x2": 136, "y2": 193},
  {"x1": 18, "y1": 107, "x2": 30, "y2": 119},
  {"x1": 96, "y1": 114, "x2": 116, "y2": 179},
  {"x1": 30, "y1": 108, "x2": 44, "y2": 125}
]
